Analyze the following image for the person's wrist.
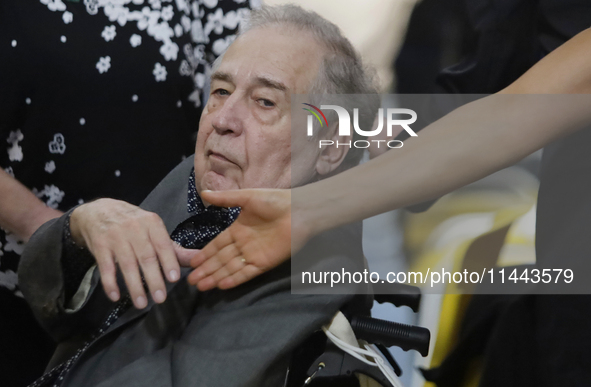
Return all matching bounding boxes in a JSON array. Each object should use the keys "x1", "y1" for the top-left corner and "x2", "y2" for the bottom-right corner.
[
  {"x1": 23, "y1": 206, "x2": 63, "y2": 241},
  {"x1": 69, "y1": 206, "x2": 88, "y2": 248},
  {"x1": 292, "y1": 185, "x2": 327, "y2": 239}
]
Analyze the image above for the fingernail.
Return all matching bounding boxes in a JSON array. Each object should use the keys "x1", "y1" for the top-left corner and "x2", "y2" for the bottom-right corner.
[
  {"x1": 169, "y1": 270, "x2": 179, "y2": 281},
  {"x1": 153, "y1": 290, "x2": 165, "y2": 303},
  {"x1": 135, "y1": 296, "x2": 147, "y2": 309},
  {"x1": 109, "y1": 291, "x2": 120, "y2": 302}
]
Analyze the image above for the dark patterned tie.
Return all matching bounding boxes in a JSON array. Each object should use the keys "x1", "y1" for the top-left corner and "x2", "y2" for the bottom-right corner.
[{"x1": 174, "y1": 171, "x2": 240, "y2": 249}]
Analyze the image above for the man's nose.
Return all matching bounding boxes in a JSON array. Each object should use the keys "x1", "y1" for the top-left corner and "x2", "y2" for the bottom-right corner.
[{"x1": 211, "y1": 94, "x2": 245, "y2": 136}]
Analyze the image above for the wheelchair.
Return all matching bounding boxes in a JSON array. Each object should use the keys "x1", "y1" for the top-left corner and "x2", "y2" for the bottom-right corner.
[{"x1": 284, "y1": 282, "x2": 431, "y2": 387}]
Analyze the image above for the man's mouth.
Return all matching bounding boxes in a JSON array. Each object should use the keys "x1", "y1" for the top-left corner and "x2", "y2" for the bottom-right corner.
[{"x1": 207, "y1": 150, "x2": 235, "y2": 165}]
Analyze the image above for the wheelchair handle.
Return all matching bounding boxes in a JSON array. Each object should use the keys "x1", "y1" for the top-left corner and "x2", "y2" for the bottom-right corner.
[
  {"x1": 372, "y1": 282, "x2": 422, "y2": 312},
  {"x1": 351, "y1": 316, "x2": 430, "y2": 357}
]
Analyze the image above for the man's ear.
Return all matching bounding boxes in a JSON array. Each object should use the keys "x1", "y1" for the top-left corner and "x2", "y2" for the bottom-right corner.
[{"x1": 316, "y1": 122, "x2": 352, "y2": 176}]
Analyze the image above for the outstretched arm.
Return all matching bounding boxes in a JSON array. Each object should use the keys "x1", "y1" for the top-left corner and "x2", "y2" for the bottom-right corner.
[{"x1": 189, "y1": 28, "x2": 591, "y2": 291}]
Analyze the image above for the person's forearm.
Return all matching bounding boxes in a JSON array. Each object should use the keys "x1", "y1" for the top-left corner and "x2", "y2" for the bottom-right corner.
[
  {"x1": 0, "y1": 168, "x2": 63, "y2": 241},
  {"x1": 297, "y1": 94, "x2": 591, "y2": 235},
  {"x1": 295, "y1": 28, "x2": 591, "y2": 236}
]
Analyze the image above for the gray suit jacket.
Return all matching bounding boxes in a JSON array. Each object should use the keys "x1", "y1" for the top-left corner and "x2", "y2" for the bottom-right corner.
[{"x1": 19, "y1": 158, "x2": 369, "y2": 387}]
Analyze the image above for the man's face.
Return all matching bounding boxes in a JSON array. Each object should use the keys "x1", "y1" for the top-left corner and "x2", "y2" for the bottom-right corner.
[{"x1": 194, "y1": 26, "x2": 324, "y2": 193}]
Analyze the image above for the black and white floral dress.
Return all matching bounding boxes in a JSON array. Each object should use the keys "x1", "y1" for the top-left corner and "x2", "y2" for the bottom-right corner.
[{"x1": 0, "y1": 0, "x2": 253, "y2": 385}]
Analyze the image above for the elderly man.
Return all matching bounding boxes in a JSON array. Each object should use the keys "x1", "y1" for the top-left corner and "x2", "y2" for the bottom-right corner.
[{"x1": 19, "y1": 5, "x2": 376, "y2": 387}]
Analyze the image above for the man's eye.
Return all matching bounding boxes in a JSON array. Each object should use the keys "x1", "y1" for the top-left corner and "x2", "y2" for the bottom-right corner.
[
  {"x1": 258, "y1": 98, "x2": 275, "y2": 108},
  {"x1": 214, "y1": 89, "x2": 229, "y2": 96}
]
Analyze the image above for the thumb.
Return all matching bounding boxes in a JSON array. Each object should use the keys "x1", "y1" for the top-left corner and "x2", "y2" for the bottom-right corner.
[
  {"x1": 174, "y1": 243, "x2": 199, "y2": 267},
  {"x1": 200, "y1": 189, "x2": 252, "y2": 208}
]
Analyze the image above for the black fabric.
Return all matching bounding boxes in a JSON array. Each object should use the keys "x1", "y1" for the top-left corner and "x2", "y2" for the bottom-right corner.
[
  {"x1": 0, "y1": 1, "x2": 250, "y2": 385},
  {"x1": 0, "y1": 288, "x2": 57, "y2": 387},
  {"x1": 421, "y1": 295, "x2": 538, "y2": 387},
  {"x1": 424, "y1": 1, "x2": 591, "y2": 386},
  {"x1": 436, "y1": 0, "x2": 591, "y2": 94},
  {"x1": 394, "y1": 0, "x2": 476, "y2": 94},
  {"x1": 435, "y1": 0, "x2": 543, "y2": 94}
]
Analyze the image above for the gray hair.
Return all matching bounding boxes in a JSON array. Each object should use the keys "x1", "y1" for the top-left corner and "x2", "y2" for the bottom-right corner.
[{"x1": 211, "y1": 4, "x2": 380, "y2": 170}]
